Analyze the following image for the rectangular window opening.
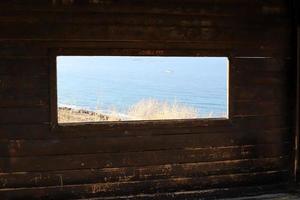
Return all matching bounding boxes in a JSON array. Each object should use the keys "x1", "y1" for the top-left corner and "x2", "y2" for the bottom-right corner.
[{"x1": 57, "y1": 56, "x2": 229, "y2": 123}]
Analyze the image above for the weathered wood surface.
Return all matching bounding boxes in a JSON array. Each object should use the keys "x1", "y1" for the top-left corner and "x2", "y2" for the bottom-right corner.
[
  {"x1": 223, "y1": 192, "x2": 300, "y2": 200},
  {"x1": 0, "y1": 0, "x2": 295, "y2": 199}
]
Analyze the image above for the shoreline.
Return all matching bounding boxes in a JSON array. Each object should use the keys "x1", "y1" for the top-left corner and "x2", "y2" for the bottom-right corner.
[
  {"x1": 58, "y1": 100, "x2": 222, "y2": 123},
  {"x1": 58, "y1": 107, "x2": 121, "y2": 123}
]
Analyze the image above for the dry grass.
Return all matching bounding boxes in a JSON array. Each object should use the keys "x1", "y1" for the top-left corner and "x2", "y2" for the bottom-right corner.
[
  {"x1": 127, "y1": 99, "x2": 198, "y2": 120},
  {"x1": 58, "y1": 99, "x2": 199, "y2": 123}
]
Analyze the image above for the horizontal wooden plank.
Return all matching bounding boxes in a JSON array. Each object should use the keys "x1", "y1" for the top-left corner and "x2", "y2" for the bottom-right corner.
[
  {"x1": 234, "y1": 85, "x2": 287, "y2": 101},
  {"x1": 231, "y1": 58, "x2": 291, "y2": 89},
  {"x1": 43, "y1": 40, "x2": 291, "y2": 57},
  {"x1": 56, "y1": 118, "x2": 231, "y2": 134},
  {"x1": 234, "y1": 71, "x2": 288, "y2": 86},
  {"x1": 0, "y1": 3, "x2": 291, "y2": 56},
  {"x1": 0, "y1": 0, "x2": 289, "y2": 18},
  {"x1": 0, "y1": 23, "x2": 290, "y2": 46},
  {"x1": 0, "y1": 12, "x2": 290, "y2": 30},
  {"x1": 0, "y1": 144, "x2": 290, "y2": 173},
  {"x1": 0, "y1": 107, "x2": 49, "y2": 124},
  {"x1": 0, "y1": 74, "x2": 48, "y2": 91},
  {"x1": 231, "y1": 115, "x2": 291, "y2": 130},
  {"x1": 0, "y1": 56, "x2": 49, "y2": 107},
  {"x1": 231, "y1": 58, "x2": 291, "y2": 72},
  {"x1": 0, "y1": 39, "x2": 290, "y2": 58},
  {"x1": 232, "y1": 101, "x2": 290, "y2": 117},
  {"x1": 0, "y1": 57, "x2": 48, "y2": 76},
  {"x1": 0, "y1": 157, "x2": 288, "y2": 189},
  {"x1": 0, "y1": 116, "x2": 277, "y2": 141},
  {"x1": 0, "y1": 124, "x2": 51, "y2": 140},
  {"x1": 0, "y1": 79, "x2": 49, "y2": 108},
  {"x1": 49, "y1": 45, "x2": 257, "y2": 58},
  {"x1": 0, "y1": 41, "x2": 47, "y2": 58},
  {"x1": 0, "y1": 171, "x2": 289, "y2": 199},
  {"x1": 54, "y1": 115, "x2": 291, "y2": 138},
  {"x1": 0, "y1": 129, "x2": 292, "y2": 157},
  {"x1": 76, "y1": 183, "x2": 289, "y2": 200},
  {"x1": 0, "y1": 90, "x2": 48, "y2": 108},
  {"x1": 0, "y1": 116, "x2": 291, "y2": 140}
]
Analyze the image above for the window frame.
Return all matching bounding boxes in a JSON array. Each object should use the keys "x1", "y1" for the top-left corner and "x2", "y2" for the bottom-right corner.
[{"x1": 49, "y1": 48, "x2": 234, "y2": 129}]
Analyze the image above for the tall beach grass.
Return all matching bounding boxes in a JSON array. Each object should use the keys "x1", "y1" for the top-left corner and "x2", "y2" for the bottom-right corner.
[{"x1": 58, "y1": 98, "x2": 199, "y2": 123}]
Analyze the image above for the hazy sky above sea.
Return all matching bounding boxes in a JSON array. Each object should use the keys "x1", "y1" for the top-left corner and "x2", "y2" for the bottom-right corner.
[{"x1": 57, "y1": 56, "x2": 228, "y2": 74}]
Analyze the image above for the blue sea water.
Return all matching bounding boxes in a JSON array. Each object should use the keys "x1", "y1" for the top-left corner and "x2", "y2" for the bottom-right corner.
[{"x1": 57, "y1": 56, "x2": 228, "y2": 118}]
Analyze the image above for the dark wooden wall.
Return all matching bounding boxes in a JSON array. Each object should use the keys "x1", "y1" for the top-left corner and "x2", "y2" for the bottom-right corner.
[
  {"x1": 294, "y1": 0, "x2": 300, "y2": 183},
  {"x1": 0, "y1": 0, "x2": 294, "y2": 199}
]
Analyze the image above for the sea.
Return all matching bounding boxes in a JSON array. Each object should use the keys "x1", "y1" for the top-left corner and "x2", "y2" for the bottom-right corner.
[{"x1": 57, "y1": 56, "x2": 228, "y2": 118}]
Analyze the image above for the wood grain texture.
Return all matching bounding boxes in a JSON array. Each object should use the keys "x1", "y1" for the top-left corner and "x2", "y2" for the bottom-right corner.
[
  {"x1": 0, "y1": 173, "x2": 289, "y2": 199},
  {"x1": 0, "y1": 157, "x2": 288, "y2": 188},
  {"x1": 0, "y1": 0, "x2": 295, "y2": 199}
]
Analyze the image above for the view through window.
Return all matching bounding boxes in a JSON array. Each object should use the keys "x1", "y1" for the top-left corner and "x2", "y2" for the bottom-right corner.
[{"x1": 57, "y1": 56, "x2": 228, "y2": 123}]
